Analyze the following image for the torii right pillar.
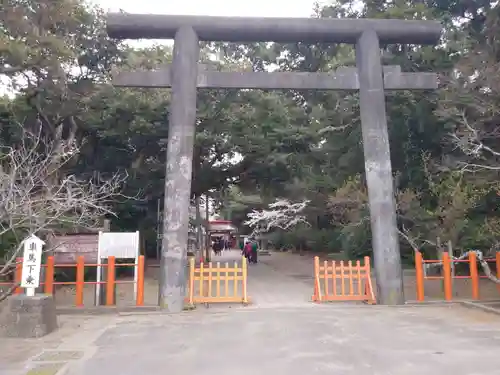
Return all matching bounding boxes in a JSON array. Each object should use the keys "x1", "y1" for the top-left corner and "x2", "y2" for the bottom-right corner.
[{"x1": 356, "y1": 30, "x2": 404, "y2": 304}]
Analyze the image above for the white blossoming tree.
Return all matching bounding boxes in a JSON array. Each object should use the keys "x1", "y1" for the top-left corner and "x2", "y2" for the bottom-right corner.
[{"x1": 243, "y1": 199, "x2": 310, "y2": 237}]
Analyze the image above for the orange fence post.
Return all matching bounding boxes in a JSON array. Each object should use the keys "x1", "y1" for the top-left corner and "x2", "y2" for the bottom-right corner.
[
  {"x1": 228, "y1": 261, "x2": 233, "y2": 299},
  {"x1": 469, "y1": 252, "x2": 479, "y2": 300},
  {"x1": 44, "y1": 256, "x2": 55, "y2": 295},
  {"x1": 415, "y1": 251, "x2": 425, "y2": 302},
  {"x1": 442, "y1": 252, "x2": 452, "y2": 301},
  {"x1": 348, "y1": 261, "x2": 354, "y2": 296},
  {"x1": 356, "y1": 260, "x2": 362, "y2": 295},
  {"x1": 340, "y1": 261, "x2": 345, "y2": 296},
  {"x1": 242, "y1": 256, "x2": 248, "y2": 304},
  {"x1": 312, "y1": 256, "x2": 320, "y2": 301},
  {"x1": 323, "y1": 260, "x2": 329, "y2": 297},
  {"x1": 364, "y1": 256, "x2": 375, "y2": 304},
  {"x1": 14, "y1": 257, "x2": 23, "y2": 295},
  {"x1": 331, "y1": 260, "x2": 337, "y2": 298},
  {"x1": 188, "y1": 257, "x2": 195, "y2": 305},
  {"x1": 496, "y1": 252, "x2": 500, "y2": 294},
  {"x1": 75, "y1": 256, "x2": 85, "y2": 307},
  {"x1": 106, "y1": 256, "x2": 116, "y2": 306},
  {"x1": 215, "y1": 262, "x2": 221, "y2": 298},
  {"x1": 136, "y1": 255, "x2": 145, "y2": 306},
  {"x1": 199, "y1": 262, "x2": 204, "y2": 298},
  {"x1": 208, "y1": 261, "x2": 213, "y2": 298}
]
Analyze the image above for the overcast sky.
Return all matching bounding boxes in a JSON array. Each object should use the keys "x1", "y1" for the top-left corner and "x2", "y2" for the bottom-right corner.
[{"x1": 93, "y1": 0, "x2": 321, "y2": 18}]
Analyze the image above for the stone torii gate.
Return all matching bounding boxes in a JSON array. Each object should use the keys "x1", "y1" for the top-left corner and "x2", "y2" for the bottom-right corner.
[{"x1": 107, "y1": 14, "x2": 442, "y2": 312}]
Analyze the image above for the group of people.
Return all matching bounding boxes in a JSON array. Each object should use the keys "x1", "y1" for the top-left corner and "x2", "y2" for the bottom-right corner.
[
  {"x1": 212, "y1": 237, "x2": 229, "y2": 256},
  {"x1": 241, "y1": 239, "x2": 258, "y2": 264},
  {"x1": 211, "y1": 237, "x2": 259, "y2": 264}
]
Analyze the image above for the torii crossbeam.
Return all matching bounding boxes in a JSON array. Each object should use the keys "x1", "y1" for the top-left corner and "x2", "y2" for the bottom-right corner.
[{"x1": 107, "y1": 13, "x2": 442, "y2": 312}]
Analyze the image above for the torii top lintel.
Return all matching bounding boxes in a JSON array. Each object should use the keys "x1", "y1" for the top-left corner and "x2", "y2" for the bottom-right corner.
[{"x1": 106, "y1": 13, "x2": 442, "y2": 45}]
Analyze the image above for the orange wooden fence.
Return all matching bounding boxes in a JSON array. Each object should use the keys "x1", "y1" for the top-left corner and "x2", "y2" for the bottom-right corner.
[
  {"x1": 312, "y1": 256, "x2": 376, "y2": 304},
  {"x1": 187, "y1": 256, "x2": 249, "y2": 305},
  {"x1": 0, "y1": 256, "x2": 145, "y2": 307},
  {"x1": 0, "y1": 257, "x2": 23, "y2": 295},
  {"x1": 415, "y1": 251, "x2": 500, "y2": 301}
]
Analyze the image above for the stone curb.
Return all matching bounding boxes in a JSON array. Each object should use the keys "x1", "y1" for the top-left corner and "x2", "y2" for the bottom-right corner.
[
  {"x1": 52, "y1": 298, "x2": 500, "y2": 316},
  {"x1": 459, "y1": 300, "x2": 500, "y2": 316}
]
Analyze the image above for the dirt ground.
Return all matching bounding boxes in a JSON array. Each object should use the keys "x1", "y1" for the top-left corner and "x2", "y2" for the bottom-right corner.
[{"x1": 3, "y1": 250, "x2": 500, "y2": 308}]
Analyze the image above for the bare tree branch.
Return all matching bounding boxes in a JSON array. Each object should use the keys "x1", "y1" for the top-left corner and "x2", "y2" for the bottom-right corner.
[
  {"x1": 0, "y1": 282, "x2": 21, "y2": 304},
  {"x1": 476, "y1": 250, "x2": 500, "y2": 284},
  {"x1": 0, "y1": 126, "x2": 131, "y2": 300}
]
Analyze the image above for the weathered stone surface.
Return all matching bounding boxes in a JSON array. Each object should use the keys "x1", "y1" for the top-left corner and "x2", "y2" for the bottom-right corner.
[
  {"x1": 0, "y1": 295, "x2": 58, "y2": 338},
  {"x1": 159, "y1": 26, "x2": 199, "y2": 313},
  {"x1": 106, "y1": 14, "x2": 442, "y2": 44},
  {"x1": 113, "y1": 65, "x2": 437, "y2": 91},
  {"x1": 356, "y1": 30, "x2": 404, "y2": 304}
]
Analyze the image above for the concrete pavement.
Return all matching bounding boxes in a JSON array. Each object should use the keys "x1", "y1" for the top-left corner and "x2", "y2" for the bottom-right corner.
[
  {"x1": 15, "y1": 304, "x2": 500, "y2": 375},
  {"x1": 212, "y1": 249, "x2": 313, "y2": 308},
  {"x1": 3, "y1": 250, "x2": 500, "y2": 375}
]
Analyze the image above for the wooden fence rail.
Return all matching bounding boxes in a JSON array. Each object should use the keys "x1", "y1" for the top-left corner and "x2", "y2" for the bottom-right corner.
[
  {"x1": 0, "y1": 256, "x2": 145, "y2": 307},
  {"x1": 0, "y1": 257, "x2": 23, "y2": 295},
  {"x1": 188, "y1": 256, "x2": 249, "y2": 305},
  {"x1": 415, "y1": 251, "x2": 500, "y2": 301},
  {"x1": 312, "y1": 256, "x2": 375, "y2": 304}
]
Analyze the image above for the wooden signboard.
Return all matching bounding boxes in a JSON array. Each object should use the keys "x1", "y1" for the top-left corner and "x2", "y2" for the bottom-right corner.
[{"x1": 49, "y1": 233, "x2": 99, "y2": 264}]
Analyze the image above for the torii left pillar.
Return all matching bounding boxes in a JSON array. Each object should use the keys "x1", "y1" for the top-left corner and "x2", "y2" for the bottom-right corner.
[{"x1": 159, "y1": 26, "x2": 199, "y2": 311}]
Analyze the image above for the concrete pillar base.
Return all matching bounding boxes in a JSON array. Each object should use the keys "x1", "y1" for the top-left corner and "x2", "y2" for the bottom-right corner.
[{"x1": 0, "y1": 294, "x2": 58, "y2": 338}]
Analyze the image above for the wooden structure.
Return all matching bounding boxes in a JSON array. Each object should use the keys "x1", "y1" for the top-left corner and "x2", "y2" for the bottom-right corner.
[
  {"x1": 415, "y1": 251, "x2": 500, "y2": 302},
  {"x1": 48, "y1": 220, "x2": 110, "y2": 264},
  {"x1": 48, "y1": 233, "x2": 99, "y2": 264},
  {"x1": 187, "y1": 256, "x2": 249, "y2": 305},
  {"x1": 207, "y1": 220, "x2": 237, "y2": 236},
  {"x1": 207, "y1": 220, "x2": 237, "y2": 246},
  {"x1": 312, "y1": 256, "x2": 375, "y2": 304},
  {"x1": 2, "y1": 256, "x2": 145, "y2": 307}
]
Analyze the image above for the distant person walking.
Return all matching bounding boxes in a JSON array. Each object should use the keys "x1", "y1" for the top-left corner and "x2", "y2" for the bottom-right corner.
[
  {"x1": 250, "y1": 240, "x2": 258, "y2": 264},
  {"x1": 243, "y1": 241, "x2": 252, "y2": 261},
  {"x1": 213, "y1": 238, "x2": 223, "y2": 256}
]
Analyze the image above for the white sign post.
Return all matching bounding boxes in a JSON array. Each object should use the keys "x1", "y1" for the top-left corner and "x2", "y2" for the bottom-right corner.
[{"x1": 20, "y1": 234, "x2": 45, "y2": 297}]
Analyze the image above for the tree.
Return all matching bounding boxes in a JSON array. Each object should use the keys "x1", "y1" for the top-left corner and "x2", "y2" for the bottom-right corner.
[
  {"x1": 244, "y1": 199, "x2": 310, "y2": 237},
  {"x1": 437, "y1": 5, "x2": 500, "y2": 172},
  {"x1": 2, "y1": 0, "x2": 121, "y2": 142},
  {"x1": 3, "y1": 0, "x2": 500, "y2": 268},
  {"x1": 0, "y1": 127, "x2": 128, "y2": 301}
]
